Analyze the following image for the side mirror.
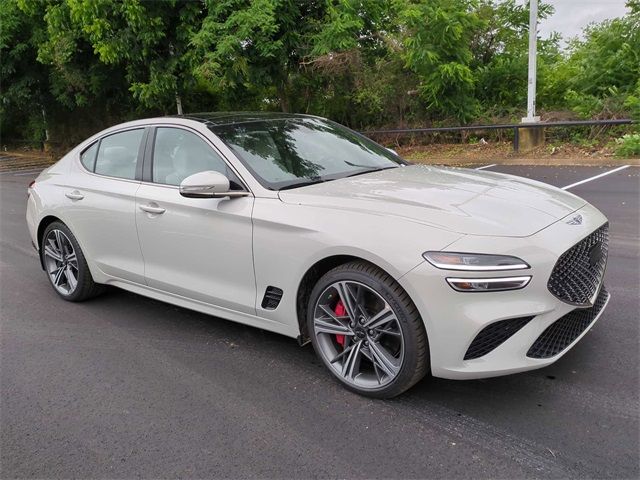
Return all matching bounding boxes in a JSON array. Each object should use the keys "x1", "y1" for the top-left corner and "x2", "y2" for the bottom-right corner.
[
  {"x1": 386, "y1": 147, "x2": 399, "y2": 156},
  {"x1": 179, "y1": 171, "x2": 249, "y2": 199}
]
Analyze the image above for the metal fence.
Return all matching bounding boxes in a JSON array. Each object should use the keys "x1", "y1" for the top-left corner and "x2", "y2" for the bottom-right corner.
[
  {"x1": 363, "y1": 118, "x2": 636, "y2": 151},
  {"x1": 3, "y1": 118, "x2": 636, "y2": 153}
]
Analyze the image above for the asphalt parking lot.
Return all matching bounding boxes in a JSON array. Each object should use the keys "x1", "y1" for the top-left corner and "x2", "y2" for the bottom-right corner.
[{"x1": 1, "y1": 163, "x2": 638, "y2": 478}]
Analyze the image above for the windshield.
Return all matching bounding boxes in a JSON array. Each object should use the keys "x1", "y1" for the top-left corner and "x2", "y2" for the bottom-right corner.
[{"x1": 210, "y1": 117, "x2": 403, "y2": 190}]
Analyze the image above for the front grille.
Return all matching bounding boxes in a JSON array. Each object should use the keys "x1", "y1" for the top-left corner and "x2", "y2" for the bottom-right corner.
[
  {"x1": 548, "y1": 223, "x2": 609, "y2": 306},
  {"x1": 464, "y1": 316, "x2": 534, "y2": 360},
  {"x1": 527, "y1": 286, "x2": 609, "y2": 359}
]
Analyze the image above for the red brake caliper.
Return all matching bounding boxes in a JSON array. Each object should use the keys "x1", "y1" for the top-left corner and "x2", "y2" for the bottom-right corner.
[{"x1": 334, "y1": 300, "x2": 346, "y2": 348}]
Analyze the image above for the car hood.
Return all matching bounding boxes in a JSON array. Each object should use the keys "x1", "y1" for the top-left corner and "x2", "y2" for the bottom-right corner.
[{"x1": 278, "y1": 165, "x2": 587, "y2": 237}]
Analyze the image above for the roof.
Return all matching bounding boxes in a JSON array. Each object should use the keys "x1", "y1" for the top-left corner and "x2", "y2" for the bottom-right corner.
[{"x1": 176, "y1": 111, "x2": 317, "y2": 127}]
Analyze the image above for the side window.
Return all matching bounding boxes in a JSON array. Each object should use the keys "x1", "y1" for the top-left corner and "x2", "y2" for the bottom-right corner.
[
  {"x1": 94, "y1": 129, "x2": 144, "y2": 180},
  {"x1": 152, "y1": 128, "x2": 237, "y2": 186},
  {"x1": 80, "y1": 142, "x2": 98, "y2": 171}
]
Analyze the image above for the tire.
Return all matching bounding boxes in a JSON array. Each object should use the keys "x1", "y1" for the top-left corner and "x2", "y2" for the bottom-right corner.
[
  {"x1": 307, "y1": 260, "x2": 429, "y2": 398},
  {"x1": 41, "y1": 221, "x2": 104, "y2": 302}
]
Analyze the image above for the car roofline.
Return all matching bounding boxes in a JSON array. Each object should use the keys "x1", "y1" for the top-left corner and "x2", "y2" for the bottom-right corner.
[{"x1": 173, "y1": 112, "x2": 323, "y2": 127}]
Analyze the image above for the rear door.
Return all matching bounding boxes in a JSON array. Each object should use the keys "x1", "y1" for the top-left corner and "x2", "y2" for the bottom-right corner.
[
  {"x1": 135, "y1": 126, "x2": 256, "y2": 314},
  {"x1": 63, "y1": 128, "x2": 147, "y2": 283}
]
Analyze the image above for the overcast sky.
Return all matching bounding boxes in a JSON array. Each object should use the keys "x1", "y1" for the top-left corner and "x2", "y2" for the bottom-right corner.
[{"x1": 538, "y1": 0, "x2": 630, "y2": 43}]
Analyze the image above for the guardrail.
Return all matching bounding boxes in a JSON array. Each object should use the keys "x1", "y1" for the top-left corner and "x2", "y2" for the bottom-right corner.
[
  {"x1": 363, "y1": 118, "x2": 636, "y2": 152},
  {"x1": 3, "y1": 118, "x2": 636, "y2": 153}
]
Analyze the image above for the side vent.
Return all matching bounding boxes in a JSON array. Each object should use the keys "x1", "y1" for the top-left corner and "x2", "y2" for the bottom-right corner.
[{"x1": 261, "y1": 286, "x2": 283, "y2": 310}]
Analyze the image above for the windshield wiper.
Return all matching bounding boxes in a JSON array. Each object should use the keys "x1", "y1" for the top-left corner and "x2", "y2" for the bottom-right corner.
[
  {"x1": 345, "y1": 166, "x2": 397, "y2": 178},
  {"x1": 279, "y1": 178, "x2": 327, "y2": 190},
  {"x1": 279, "y1": 166, "x2": 397, "y2": 190}
]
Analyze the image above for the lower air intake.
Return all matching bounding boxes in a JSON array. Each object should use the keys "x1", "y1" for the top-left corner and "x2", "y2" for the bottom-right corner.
[
  {"x1": 527, "y1": 286, "x2": 609, "y2": 359},
  {"x1": 464, "y1": 316, "x2": 535, "y2": 360}
]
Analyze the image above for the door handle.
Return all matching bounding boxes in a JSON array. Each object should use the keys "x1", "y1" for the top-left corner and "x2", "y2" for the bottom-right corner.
[
  {"x1": 65, "y1": 190, "x2": 84, "y2": 200},
  {"x1": 139, "y1": 204, "x2": 166, "y2": 215}
]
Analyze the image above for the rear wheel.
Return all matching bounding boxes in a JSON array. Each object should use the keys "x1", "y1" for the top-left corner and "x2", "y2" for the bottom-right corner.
[
  {"x1": 307, "y1": 261, "x2": 429, "y2": 398},
  {"x1": 41, "y1": 221, "x2": 104, "y2": 301}
]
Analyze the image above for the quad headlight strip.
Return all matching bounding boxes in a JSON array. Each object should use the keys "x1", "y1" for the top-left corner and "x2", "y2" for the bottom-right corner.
[
  {"x1": 423, "y1": 252, "x2": 530, "y2": 271},
  {"x1": 446, "y1": 276, "x2": 532, "y2": 292},
  {"x1": 423, "y1": 252, "x2": 532, "y2": 292}
]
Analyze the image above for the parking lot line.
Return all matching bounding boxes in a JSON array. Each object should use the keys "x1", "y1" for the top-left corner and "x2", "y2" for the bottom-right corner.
[
  {"x1": 12, "y1": 170, "x2": 43, "y2": 176},
  {"x1": 0, "y1": 169, "x2": 43, "y2": 176},
  {"x1": 475, "y1": 163, "x2": 497, "y2": 170},
  {"x1": 561, "y1": 165, "x2": 631, "y2": 190}
]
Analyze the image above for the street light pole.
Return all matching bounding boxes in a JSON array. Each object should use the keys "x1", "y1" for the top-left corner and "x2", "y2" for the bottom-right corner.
[{"x1": 522, "y1": 0, "x2": 540, "y2": 123}]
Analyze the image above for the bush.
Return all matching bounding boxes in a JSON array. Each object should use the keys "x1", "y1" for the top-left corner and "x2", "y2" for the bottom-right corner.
[{"x1": 615, "y1": 133, "x2": 640, "y2": 157}]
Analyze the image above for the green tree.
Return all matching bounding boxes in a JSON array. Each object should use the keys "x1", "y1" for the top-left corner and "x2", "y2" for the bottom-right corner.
[
  {"x1": 43, "y1": 0, "x2": 204, "y2": 114},
  {"x1": 472, "y1": 1, "x2": 562, "y2": 118},
  {"x1": 2, "y1": 0, "x2": 639, "y2": 147},
  {"x1": 551, "y1": 0, "x2": 639, "y2": 118},
  {"x1": 300, "y1": 0, "x2": 406, "y2": 126},
  {"x1": 192, "y1": 0, "x2": 325, "y2": 113},
  {"x1": 397, "y1": 0, "x2": 482, "y2": 123},
  {"x1": 0, "y1": 0, "x2": 51, "y2": 145}
]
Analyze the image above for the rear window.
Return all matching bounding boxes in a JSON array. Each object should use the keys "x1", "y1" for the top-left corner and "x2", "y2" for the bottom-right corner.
[
  {"x1": 80, "y1": 142, "x2": 98, "y2": 171},
  {"x1": 94, "y1": 129, "x2": 144, "y2": 180}
]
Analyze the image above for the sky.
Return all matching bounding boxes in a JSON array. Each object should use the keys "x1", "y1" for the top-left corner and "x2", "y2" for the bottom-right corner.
[{"x1": 537, "y1": 0, "x2": 630, "y2": 43}]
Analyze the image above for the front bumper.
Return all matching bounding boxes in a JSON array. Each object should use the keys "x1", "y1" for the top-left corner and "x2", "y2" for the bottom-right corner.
[{"x1": 398, "y1": 203, "x2": 610, "y2": 380}]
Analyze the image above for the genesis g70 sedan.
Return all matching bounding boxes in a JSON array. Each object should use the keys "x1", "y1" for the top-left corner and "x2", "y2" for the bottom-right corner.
[{"x1": 26, "y1": 113, "x2": 610, "y2": 397}]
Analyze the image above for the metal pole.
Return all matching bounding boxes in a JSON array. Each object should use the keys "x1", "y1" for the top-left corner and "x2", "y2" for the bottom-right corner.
[{"x1": 522, "y1": 0, "x2": 540, "y2": 123}]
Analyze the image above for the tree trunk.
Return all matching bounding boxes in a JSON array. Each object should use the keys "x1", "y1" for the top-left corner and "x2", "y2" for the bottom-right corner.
[
  {"x1": 41, "y1": 107, "x2": 49, "y2": 142},
  {"x1": 277, "y1": 79, "x2": 290, "y2": 113},
  {"x1": 41, "y1": 106, "x2": 49, "y2": 152},
  {"x1": 176, "y1": 94, "x2": 183, "y2": 115}
]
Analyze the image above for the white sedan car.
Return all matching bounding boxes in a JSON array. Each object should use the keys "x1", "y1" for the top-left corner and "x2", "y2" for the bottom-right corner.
[{"x1": 26, "y1": 113, "x2": 610, "y2": 397}]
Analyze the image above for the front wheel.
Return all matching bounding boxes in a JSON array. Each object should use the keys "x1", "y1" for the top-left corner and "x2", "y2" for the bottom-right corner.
[
  {"x1": 41, "y1": 221, "x2": 104, "y2": 302},
  {"x1": 307, "y1": 261, "x2": 429, "y2": 398}
]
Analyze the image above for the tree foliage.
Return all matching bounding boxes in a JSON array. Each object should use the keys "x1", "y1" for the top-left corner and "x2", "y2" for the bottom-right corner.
[
  {"x1": 1, "y1": 0, "x2": 638, "y2": 146},
  {"x1": 556, "y1": 2, "x2": 639, "y2": 119},
  {"x1": 1, "y1": 0, "x2": 50, "y2": 143}
]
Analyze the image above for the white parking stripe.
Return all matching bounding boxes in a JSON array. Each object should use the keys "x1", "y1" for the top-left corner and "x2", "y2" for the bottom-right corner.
[
  {"x1": 0, "y1": 169, "x2": 43, "y2": 176},
  {"x1": 0, "y1": 167, "x2": 45, "y2": 176},
  {"x1": 475, "y1": 163, "x2": 497, "y2": 170},
  {"x1": 13, "y1": 170, "x2": 43, "y2": 176},
  {"x1": 561, "y1": 165, "x2": 631, "y2": 190}
]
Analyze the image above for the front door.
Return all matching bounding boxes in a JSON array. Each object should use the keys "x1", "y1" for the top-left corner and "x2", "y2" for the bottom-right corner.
[{"x1": 135, "y1": 126, "x2": 256, "y2": 314}]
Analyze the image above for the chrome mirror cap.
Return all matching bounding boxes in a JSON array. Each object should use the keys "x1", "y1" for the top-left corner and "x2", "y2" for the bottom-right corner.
[{"x1": 179, "y1": 170, "x2": 249, "y2": 198}]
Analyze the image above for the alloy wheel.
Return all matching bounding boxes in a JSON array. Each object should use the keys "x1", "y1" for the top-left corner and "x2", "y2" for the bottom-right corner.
[
  {"x1": 43, "y1": 229, "x2": 79, "y2": 295},
  {"x1": 312, "y1": 280, "x2": 405, "y2": 389}
]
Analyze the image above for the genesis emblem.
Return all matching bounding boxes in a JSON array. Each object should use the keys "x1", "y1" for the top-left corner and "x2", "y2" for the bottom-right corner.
[{"x1": 566, "y1": 214, "x2": 583, "y2": 225}]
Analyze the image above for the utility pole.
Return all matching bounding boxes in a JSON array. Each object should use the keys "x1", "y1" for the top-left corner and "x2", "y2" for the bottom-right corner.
[
  {"x1": 522, "y1": 0, "x2": 540, "y2": 123},
  {"x1": 516, "y1": 0, "x2": 544, "y2": 151}
]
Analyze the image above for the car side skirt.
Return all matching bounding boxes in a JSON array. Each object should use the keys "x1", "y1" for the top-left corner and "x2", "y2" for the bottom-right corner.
[{"x1": 105, "y1": 277, "x2": 300, "y2": 340}]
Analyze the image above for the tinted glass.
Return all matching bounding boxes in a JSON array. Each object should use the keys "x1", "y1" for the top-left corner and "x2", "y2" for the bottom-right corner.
[
  {"x1": 153, "y1": 128, "x2": 235, "y2": 186},
  {"x1": 94, "y1": 129, "x2": 143, "y2": 180},
  {"x1": 211, "y1": 117, "x2": 402, "y2": 190},
  {"x1": 80, "y1": 142, "x2": 98, "y2": 171}
]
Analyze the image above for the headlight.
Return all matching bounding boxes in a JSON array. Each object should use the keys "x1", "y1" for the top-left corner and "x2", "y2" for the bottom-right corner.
[
  {"x1": 422, "y1": 252, "x2": 530, "y2": 271},
  {"x1": 446, "y1": 276, "x2": 532, "y2": 292}
]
